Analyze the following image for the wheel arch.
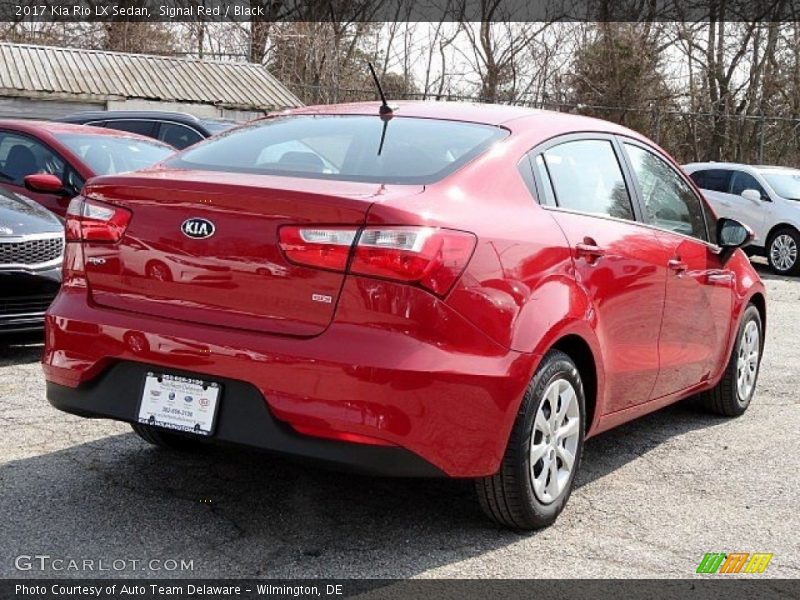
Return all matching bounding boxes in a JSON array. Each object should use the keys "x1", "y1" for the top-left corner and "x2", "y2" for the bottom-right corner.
[
  {"x1": 550, "y1": 333, "x2": 600, "y2": 436},
  {"x1": 748, "y1": 291, "x2": 767, "y2": 343},
  {"x1": 765, "y1": 222, "x2": 799, "y2": 246}
]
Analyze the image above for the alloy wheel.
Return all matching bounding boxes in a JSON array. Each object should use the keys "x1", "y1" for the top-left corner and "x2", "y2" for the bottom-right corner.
[
  {"x1": 530, "y1": 378, "x2": 581, "y2": 504},
  {"x1": 770, "y1": 234, "x2": 798, "y2": 272},
  {"x1": 736, "y1": 319, "x2": 760, "y2": 402}
]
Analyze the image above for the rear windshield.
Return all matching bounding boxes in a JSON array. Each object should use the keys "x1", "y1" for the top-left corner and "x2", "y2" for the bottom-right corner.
[{"x1": 167, "y1": 115, "x2": 508, "y2": 184}]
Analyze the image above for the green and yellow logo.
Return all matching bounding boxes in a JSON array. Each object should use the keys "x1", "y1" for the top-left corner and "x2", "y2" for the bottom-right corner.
[{"x1": 696, "y1": 552, "x2": 773, "y2": 574}]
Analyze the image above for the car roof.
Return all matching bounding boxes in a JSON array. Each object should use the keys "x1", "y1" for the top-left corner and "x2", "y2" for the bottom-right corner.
[
  {"x1": 284, "y1": 101, "x2": 542, "y2": 125},
  {"x1": 683, "y1": 162, "x2": 755, "y2": 170},
  {"x1": 61, "y1": 110, "x2": 202, "y2": 122},
  {"x1": 0, "y1": 119, "x2": 117, "y2": 134},
  {"x1": 0, "y1": 119, "x2": 172, "y2": 145},
  {"x1": 277, "y1": 101, "x2": 650, "y2": 143},
  {"x1": 754, "y1": 165, "x2": 800, "y2": 173},
  {"x1": 684, "y1": 162, "x2": 800, "y2": 173},
  {"x1": 59, "y1": 111, "x2": 236, "y2": 128}
]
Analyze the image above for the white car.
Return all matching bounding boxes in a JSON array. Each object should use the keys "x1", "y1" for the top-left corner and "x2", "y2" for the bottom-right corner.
[{"x1": 684, "y1": 162, "x2": 800, "y2": 275}]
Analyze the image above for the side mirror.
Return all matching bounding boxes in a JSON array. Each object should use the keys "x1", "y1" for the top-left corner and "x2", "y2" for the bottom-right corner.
[
  {"x1": 24, "y1": 173, "x2": 64, "y2": 194},
  {"x1": 741, "y1": 189, "x2": 763, "y2": 202},
  {"x1": 717, "y1": 218, "x2": 754, "y2": 251}
]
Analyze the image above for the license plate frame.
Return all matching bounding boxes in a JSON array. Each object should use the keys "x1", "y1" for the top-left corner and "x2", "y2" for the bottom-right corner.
[{"x1": 136, "y1": 372, "x2": 222, "y2": 437}]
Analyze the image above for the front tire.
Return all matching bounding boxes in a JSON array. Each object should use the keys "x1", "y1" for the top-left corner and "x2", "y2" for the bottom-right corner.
[
  {"x1": 767, "y1": 227, "x2": 800, "y2": 275},
  {"x1": 698, "y1": 304, "x2": 763, "y2": 417},
  {"x1": 475, "y1": 350, "x2": 585, "y2": 530}
]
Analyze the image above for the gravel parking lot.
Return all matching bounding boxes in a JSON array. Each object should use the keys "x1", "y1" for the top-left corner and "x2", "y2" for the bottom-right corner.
[{"x1": 1, "y1": 260, "x2": 798, "y2": 579}]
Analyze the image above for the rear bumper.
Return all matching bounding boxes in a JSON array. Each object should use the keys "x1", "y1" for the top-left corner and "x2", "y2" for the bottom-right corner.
[
  {"x1": 43, "y1": 282, "x2": 538, "y2": 477},
  {"x1": 47, "y1": 362, "x2": 445, "y2": 477}
]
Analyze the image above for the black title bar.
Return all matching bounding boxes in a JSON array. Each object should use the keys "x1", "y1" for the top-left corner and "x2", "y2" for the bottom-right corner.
[{"x1": 2, "y1": 0, "x2": 800, "y2": 23}]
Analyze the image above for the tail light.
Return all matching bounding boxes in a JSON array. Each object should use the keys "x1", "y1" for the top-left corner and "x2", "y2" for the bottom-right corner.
[
  {"x1": 279, "y1": 225, "x2": 476, "y2": 296},
  {"x1": 65, "y1": 196, "x2": 132, "y2": 243},
  {"x1": 278, "y1": 226, "x2": 356, "y2": 271}
]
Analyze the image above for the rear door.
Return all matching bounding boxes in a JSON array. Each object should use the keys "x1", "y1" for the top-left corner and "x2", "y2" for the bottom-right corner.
[
  {"x1": 526, "y1": 135, "x2": 671, "y2": 412},
  {"x1": 623, "y1": 142, "x2": 733, "y2": 398}
]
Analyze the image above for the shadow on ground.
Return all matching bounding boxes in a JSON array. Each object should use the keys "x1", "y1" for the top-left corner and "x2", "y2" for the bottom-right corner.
[{"x1": 0, "y1": 397, "x2": 727, "y2": 578}]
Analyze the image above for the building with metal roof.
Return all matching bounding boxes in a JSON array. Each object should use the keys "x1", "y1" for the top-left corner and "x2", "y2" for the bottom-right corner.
[{"x1": 0, "y1": 43, "x2": 303, "y2": 121}]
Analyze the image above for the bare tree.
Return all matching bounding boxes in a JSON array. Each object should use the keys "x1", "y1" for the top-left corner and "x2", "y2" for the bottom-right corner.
[{"x1": 102, "y1": 21, "x2": 178, "y2": 54}]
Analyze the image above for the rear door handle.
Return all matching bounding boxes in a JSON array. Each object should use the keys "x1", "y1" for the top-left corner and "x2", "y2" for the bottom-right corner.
[
  {"x1": 707, "y1": 270, "x2": 733, "y2": 284},
  {"x1": 668, "y1": 258, "x2": 687, "y2": 273},
  {"x1": 575, "y1": 241, "x2": 605, "y2": 263}
]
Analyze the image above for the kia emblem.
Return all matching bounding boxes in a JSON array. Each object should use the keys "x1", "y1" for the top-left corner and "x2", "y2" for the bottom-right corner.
[{"x1": 181, "y1": 218, "x2": 215, "y2": 239}]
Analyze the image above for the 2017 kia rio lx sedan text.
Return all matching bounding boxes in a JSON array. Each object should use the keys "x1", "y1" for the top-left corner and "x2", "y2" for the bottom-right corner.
[{"x1": 44, "y1": 102, "x2": 766, "y2": 529}]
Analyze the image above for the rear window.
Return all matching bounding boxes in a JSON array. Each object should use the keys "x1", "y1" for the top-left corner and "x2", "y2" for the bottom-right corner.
[
  {"x1": 689, "y1": 169, "x2": 732, "y2": 193},
  {"x1": 167, "y1": 115, "x2": 508, "y2": 184},
  {"x1": 54, "y1": 133, "x2": 173, "y2": 176}
]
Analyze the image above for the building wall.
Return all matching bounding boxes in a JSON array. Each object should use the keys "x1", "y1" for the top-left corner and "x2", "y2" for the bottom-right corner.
[
  {"x1": 0, "y1": 96, "x2": 268, "y2": 122},
  {"x1": 0, "y1": 97, "x2": 103, "y2": 120}
]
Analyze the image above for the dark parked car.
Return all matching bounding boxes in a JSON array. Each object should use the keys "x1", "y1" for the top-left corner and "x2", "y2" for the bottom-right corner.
[
  {"x1": 59, "y1": 111, "x2": 237, "y2": 149},
  {"x1": 0, "y1": 188, "x2": 62, "y2": 333}
]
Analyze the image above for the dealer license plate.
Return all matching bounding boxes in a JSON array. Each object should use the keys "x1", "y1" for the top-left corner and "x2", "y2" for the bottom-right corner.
[{"x1": 137, "y1": 372, "x2": 221, "y2": 436}]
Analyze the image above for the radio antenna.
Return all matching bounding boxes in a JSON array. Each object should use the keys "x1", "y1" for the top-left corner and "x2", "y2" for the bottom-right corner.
[{"x1": 368, "y1": 62, "x2": 394, "y2": 116}]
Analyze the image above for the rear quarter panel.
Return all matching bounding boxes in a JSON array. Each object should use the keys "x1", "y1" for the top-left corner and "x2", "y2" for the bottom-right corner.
[
  {"x1": 365, "y1": 125, "x2": 608, "y2": 432},
  {"x1": 709, "y1": 249, "x2": 766, "y2": 385}
]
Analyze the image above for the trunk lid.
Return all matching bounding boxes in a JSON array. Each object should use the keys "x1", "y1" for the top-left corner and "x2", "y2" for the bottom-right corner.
[{"x1": 82, "y1": 169, "x2": 422, "y2": 336}]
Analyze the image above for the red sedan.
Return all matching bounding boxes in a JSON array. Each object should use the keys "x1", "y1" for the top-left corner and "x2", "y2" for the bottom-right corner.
[
  {"x1": 0, "y1": 120, "x2": 173, "y2": 217},
  {"x1": 43, "y1": 102, "x2": 765, "y2": 529}
]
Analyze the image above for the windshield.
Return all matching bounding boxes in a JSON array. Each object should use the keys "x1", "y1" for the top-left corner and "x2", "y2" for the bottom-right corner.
[
  {"x1": 761, "y1": 170, "x2": 800, "y2": 200},
  {"x1": 54, "y1": 133, "x2": 173, "y2": 176},
  {"x1": 167, "y1": 115, "x2": 508, "y2": 184}
]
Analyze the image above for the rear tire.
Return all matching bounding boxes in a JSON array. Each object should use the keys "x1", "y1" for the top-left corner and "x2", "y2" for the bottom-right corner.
[
  {"x1": 475, "y1": 350, "x2": 585, "y2": 530},
  {"x1": 767, "y1": 227, "x2": 800, "y2": 275},
  {"x1": 131, "y1": 423, "x2": 207, "y2": 452},
  {"x1": 697, "y1": 304, "x2": 763, "y2": 417}
]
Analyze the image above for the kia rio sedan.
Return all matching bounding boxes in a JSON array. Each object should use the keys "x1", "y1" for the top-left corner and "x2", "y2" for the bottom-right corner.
[{"x1": 43, "y1": 102, "x2": 765, "y2": 529}]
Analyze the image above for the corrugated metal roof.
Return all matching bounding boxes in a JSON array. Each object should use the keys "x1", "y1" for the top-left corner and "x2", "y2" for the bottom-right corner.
[{"x1": 0, "y1": 43, "x2": 303, "y2": 110}]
